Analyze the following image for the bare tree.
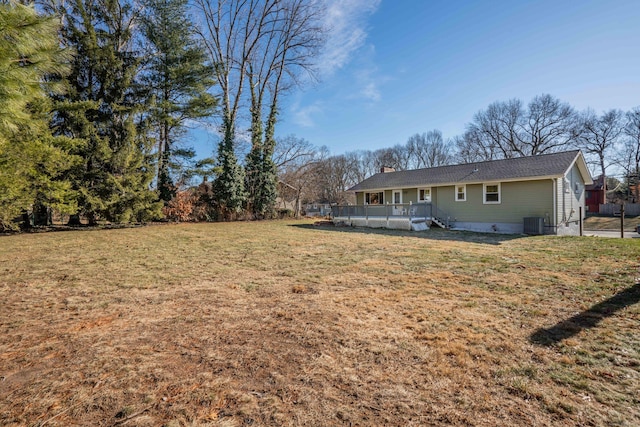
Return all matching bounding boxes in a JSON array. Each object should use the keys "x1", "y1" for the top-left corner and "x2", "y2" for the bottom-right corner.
[
  {"x1": 454, "y1": 130, "x2": 501, "y2": 163},
  {"x1": 343, "y1": 151, "x2": 370, "y2": 183},
  {"x1": 460, "y1": 95, "x2": 578, "y2": 161},
  {"x1": 577, "y1": 109, "x2": 623, "y2": 201},
  {"x1": 276, "y1": 137, "x2": 321, "y2": 217},
  {"x1": 194, "y1": 0, "x2": 258, "y2": 216},
  {"x1": 274, "y1": 134, "x2": 316, "y2": 169},
  {"x1": 407, "y1": 130, "x2": 452, "y2": 168},
  {"x1": 360, "y1": 150, "x2": 382, "y2": 177},
  {"x1": 371, "y1": 144, "x2": 411, "y2": 171},
  {"x1": 522, "y1": 94, "x2": 578, "y2": 155},
  {"x1": 243, "y1": 0, "x2": 324, "y2": 217},
  {"x1": 617, "y1": 107, "x2": 640, "y2": 202},
  {"x1": 472, "y1": 99, "x2": 523, "y2": 158},
  {"x1": 313, "y1": 153, "x2": 355, "y2": 204}
]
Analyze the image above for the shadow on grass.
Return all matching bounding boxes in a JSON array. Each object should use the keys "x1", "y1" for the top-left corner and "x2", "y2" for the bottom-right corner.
[
  {"x1": 289, "y1": 223, "x2": 526, "y2": 245},
  {"x1": 530, "y1": 283, "x2": 640, "y2": 346},
  {"x1": 0, "y1": 222, "x2": 160, "y2": 237}
]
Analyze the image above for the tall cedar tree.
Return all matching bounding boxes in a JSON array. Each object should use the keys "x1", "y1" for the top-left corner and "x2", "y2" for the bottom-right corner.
[
  {"x1": 0, "y1": 2, "x2": 78, "y2": 230},
  {"x1": 140, "y1": 0, "x2": 217, "y2": 203},
  {"x1": 54, "y1": 0, "x2": 161, "y2": 224}
]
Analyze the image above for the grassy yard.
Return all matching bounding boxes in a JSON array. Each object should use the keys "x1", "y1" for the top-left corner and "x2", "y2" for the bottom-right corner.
[
  {"x1": 1, "y1": 221, "x2": 639, "y2": 426},
  {"x1": 584, "y1": 215, "x2": 640, "y2": 231}
]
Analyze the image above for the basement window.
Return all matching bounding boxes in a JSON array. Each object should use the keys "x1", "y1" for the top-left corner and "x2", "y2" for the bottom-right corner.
[
  {"x1": 365, "y1": 191, "x2": 384, "y2": 205},
  {"x1": 483, "y1": 183, "x2": 501, "y2": 204}
]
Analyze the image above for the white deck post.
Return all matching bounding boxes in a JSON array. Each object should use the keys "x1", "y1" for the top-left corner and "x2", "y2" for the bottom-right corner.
[
  {"x1": 365, "y1": 203, "x2": 368, "y2": 227},
  {"x1": 386, "y1": 202, "x2": 390, "y2": 227}
]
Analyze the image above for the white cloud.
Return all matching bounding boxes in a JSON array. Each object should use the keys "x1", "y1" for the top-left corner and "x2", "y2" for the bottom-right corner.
[
  {"x1": 353, "y1": 52, "x2": 383, "y2": 102},
  {"x1": 317, "y1": 0, "x2": 381, "y2": 77},
  {"x1": 292, "y1": 101, "x2": 324, "y2": 127},
  {"x1": 361, "y1": 81, "x2": 381, "y2": 102}
]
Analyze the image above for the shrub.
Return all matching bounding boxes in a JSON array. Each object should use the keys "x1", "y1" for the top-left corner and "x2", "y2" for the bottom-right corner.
[{"x1": 163, "y1": 183, "x2": 216, "y2": 222}]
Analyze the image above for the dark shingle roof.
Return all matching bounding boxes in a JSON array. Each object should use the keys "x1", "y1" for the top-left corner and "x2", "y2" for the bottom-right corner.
[{"x1": 349, "y1": 150, "x2": 588, "y2": 192}]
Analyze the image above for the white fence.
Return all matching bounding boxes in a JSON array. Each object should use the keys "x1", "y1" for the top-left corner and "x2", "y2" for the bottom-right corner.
[{"x1": 599, "y1": 203, "x2": 640, "y2": 216}]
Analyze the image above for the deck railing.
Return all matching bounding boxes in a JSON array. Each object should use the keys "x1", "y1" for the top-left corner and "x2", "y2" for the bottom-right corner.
[{"x1": 331, "y1": 202, "x2": 432, "y2": 220}]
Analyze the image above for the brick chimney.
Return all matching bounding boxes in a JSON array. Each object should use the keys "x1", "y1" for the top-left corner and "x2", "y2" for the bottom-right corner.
[{"x1": 381, "y1": 166, "x2": 395, "y2": 173}]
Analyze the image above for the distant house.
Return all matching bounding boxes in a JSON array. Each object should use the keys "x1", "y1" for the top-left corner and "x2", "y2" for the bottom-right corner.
[
  {"x1": 627, "y1": 184, "x2": 639, "y2": 204},
  {"x1": 303, "y1": 203, "x2": 332, "y2": 217},
  {"x1": 585, "y1": 175, "x2": 605, "y2": 213},
  {"x1": 334, "y1": 150, "x2": 592, "y2": 235}
]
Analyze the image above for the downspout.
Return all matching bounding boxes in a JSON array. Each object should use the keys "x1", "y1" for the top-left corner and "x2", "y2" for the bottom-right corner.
[
  {"x1": 552, "y1": 178, "x2": 557, "y2": 232},
  {"x1": 562, "y1": 174, "x2": 566, "y2": 224}
]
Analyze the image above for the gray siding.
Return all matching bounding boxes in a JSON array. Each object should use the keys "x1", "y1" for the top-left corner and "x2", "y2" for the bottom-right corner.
[
  {"x1": 558, "y1": 163, "x2": 585, "y2": 224},
  {"x1": 403, "y1": 188, "x2": 418, "y2": 203}
]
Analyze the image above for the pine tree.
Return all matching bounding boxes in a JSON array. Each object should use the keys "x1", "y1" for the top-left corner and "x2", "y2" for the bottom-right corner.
[
  {"x1": 0, "y1": 2, "x2": 78, "y2": 230},
  {"x1": 54, "y1": 0, "x2": 161, "y2": 224},
  {"x1": 140, "y1": 0, "x2": 217, "y2": 203}
]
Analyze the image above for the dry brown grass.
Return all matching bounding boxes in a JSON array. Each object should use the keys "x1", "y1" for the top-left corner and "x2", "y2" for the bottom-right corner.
[
  {"x1": 584, "y1": 215, "x2": 640, "y2": 231},
  {"x1": 1, "y1": 221, "x2": 639, "y2": 426}
]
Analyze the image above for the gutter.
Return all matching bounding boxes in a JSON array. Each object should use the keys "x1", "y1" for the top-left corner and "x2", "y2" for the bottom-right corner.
[{"x1": 351, "y1": 174, "x2": 566, "y2": 193}]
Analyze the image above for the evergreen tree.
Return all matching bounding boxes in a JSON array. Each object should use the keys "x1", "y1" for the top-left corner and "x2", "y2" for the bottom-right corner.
[
  {"x1": 140, "y1": 0, "x2": 217, "y2": 203},
  {"x1": 244, "y1": 83, "x2": 266, "y2": 217},
  {"x1": 0, "y1": 2, "x2": 78, "y2": 230},
  {"x1": 244, "y1": 89, "x2": 278, "y2": 218},
  {"x1": 54, "y1": 0, "x2": 161, "y2": 224},
  {"x1": 213, "y1": 113, "x2": 246, "y2": 219},
  {"x1": 259, "y1": 101, "x2": 279, "y2": 217}
]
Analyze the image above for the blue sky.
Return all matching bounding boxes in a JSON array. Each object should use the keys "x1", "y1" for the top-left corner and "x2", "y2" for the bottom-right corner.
[{"x1": 193, "y1": 0, "x2": 640, "y2": 157}]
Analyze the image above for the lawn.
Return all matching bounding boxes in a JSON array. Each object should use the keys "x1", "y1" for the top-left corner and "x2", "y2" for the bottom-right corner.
[
  {"x1": 1, "y1": 221, "x2": 639, "y2": 426},
  {"x1": 584, "y1": 215, "x2": 640, "y2": 231}
]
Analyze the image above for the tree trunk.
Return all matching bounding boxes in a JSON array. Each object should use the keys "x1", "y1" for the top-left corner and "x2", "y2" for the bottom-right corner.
[{"x1": 67, "y1": 213, "x2": 82, "y2": 226}]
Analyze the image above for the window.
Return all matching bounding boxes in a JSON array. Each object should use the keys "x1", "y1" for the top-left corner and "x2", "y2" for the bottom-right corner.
[
  {"x1": 455, "y1": 185, "x2": 466, "y2": 202},
  {"x1": 418, "y1": 188, "x2": 431, "y2": 202},
  {"x1": 483, "y1": 183, "x2": 501, "y2": 204},
  {"x1": 365, "y1": 191, "x2": 384, "y2": 205}
]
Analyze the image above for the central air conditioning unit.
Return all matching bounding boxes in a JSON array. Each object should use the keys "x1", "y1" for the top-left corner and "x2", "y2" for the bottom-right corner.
[{"x1": 523, "y1": 217, "x2": 544, "y2": 235}]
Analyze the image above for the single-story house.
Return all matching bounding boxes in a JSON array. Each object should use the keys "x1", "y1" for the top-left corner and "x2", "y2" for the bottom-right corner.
[
  {"x1": 334, "y1": 150, "x2": 593, "y2": 235},
  {"x1": 303, "y1": 203, "x2": 333, "y2": 217}
]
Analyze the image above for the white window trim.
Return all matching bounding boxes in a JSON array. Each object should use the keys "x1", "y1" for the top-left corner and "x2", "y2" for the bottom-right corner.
[
  {"x1": 455, "y1": 184, "x2": 466, "y2": 202},
  {"x1": 392, "y1": 189, "x2": 402, "y2": 204},
  {"x1": 365, "y1": 191, "x2": 384, "y2": 205},
  {"x1": 483, "y1": 182, "x2": 501, "y2": 204},
  {"x1": 418, "y1": 187, "x2": 432, "y2": 202}
]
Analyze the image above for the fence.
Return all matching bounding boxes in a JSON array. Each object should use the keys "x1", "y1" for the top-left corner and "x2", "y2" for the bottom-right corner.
[{"x1": 599, "y1": 203, "x2": 640, "y2": 216}]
